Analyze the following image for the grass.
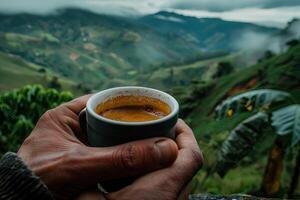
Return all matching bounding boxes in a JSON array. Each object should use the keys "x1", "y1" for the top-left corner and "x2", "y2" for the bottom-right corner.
[{"x1": 200, "y1": 163, "x2": 264, "y2": 194}]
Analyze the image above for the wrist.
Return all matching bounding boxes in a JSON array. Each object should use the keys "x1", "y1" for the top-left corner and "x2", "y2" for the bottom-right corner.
[{"x1": 0, "y1": 152, "x2": 54, "y2": 200}]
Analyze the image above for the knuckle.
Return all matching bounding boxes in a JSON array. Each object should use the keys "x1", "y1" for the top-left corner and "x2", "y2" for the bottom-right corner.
[
  {"x1": 22, "y1": 135, "x2": 34, "y2": 146},
  {"x1": 189, "y1": 148, "x2": 204, "y2": 170},
  {"x1": 40, "y1": 109, "x2": 55, "y2": 122},
  {"x1": 60, "y1": 102, "x2": 68, "y2": 108},
  {"x1": 113, "y1": 144, "x2": 144, "y2": 171},
  {"x1": 59, "y1": 103, "x2": 71, "y2": 112}
]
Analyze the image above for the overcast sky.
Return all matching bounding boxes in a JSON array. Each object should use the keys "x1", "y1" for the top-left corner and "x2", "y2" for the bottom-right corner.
[{"x1": 1, "y1": 0, "x2": 300, "y2": 27}]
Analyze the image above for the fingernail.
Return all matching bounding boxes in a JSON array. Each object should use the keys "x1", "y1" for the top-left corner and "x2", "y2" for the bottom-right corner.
[{"x1": 155, "y1": 139, "x2": 174, "y2": 166}]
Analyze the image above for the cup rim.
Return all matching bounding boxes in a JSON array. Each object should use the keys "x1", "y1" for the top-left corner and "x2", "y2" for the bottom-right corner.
[{"x1": 86, "y1": 86, "x2": 179, "y2": 126}]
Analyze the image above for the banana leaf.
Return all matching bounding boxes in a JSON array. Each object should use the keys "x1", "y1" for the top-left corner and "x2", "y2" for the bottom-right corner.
[
  {"x1": 215, "y1": 89, "x2": 293, "y2": 119},
  {"x1": 216, "y1": 112, "x2": 269, "y2": 177},
  {"x1": 271, "y1": 104, "x2": 300, "y2": 146}
]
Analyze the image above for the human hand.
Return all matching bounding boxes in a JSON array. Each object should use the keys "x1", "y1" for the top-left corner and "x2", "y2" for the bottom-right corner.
[
  {"x1": 77, "y1": 119, "x2": 203, "y2": 200},
  {"x1": 17, "y1": 95, "x2": 178, "y2": 200}
]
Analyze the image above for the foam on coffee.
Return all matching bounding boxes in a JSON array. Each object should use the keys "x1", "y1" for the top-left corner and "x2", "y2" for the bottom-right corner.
[{"x1": 95, "y1": 95, "x2": 171, "y2": 122}]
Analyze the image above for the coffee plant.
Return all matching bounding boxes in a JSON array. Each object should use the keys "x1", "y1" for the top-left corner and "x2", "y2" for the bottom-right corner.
[{"x1": 0, "y1": 85, "x2": 73, "y2": 154}]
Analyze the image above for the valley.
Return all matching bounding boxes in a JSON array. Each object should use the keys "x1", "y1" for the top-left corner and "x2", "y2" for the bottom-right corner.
[{"x1": 0, "y1": 9, "x2": 279, "y2": 92}]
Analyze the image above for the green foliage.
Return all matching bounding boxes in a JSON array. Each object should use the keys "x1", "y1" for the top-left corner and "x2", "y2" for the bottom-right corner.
[
  {"x1": 272, "y1": 105, "x2": 300, "y2": 146},
  {"x1": 215, "y1": 89, "x2": 293, "y2": 119},
  {"x1": 0, "y1": 85, "x2": 73, "y2": 154},
  {"x1": 216, "y1": 112, "x2": 269, "y2": 177}
]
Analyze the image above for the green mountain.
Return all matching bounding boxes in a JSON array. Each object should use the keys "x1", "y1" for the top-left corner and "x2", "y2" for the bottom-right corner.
[{"x1": 0, "y1": 9, "x2": 278, "y2": 91}]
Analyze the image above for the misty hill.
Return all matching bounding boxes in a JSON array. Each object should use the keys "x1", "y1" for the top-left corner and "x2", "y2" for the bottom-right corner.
[
  {"x1": 0, "y1": 9, "x2": 278, "y2": 89},
  {"x1": 138, "y1": 11, "x2": 279, "y2": 51}
]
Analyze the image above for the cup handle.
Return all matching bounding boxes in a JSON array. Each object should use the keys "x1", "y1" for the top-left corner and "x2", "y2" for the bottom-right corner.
[{"x1": 78, "y1": 108, "x2": 88, "y2": 144}]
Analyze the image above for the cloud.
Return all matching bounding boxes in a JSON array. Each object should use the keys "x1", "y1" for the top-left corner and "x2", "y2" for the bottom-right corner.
[
  {"x1": 289, "y1": 20, "x2": 300, "y2": 36},
  {"x1": 2, "y1": 0, "x2": 300, "y2": 15},
  {"x1": 231, "y1": 20, "x2": 300, "y2": 63},
  {"x1": 234, "y1": 20, "x2": 300, "y2": 52},
  {"x1": 168, "y1": 0, "x2": 300, "y2": 12},
  {"x1": 170, "y1": 7, "x2": 300, "y2": 28},
  {"x1": 232, "y1": 31, "x2": 281, "y2": 52},
  {"x1": 0, "y1": 0, "x2": 299, "y2": 28},
  {"x1": 154, "y1": 15, "x2": 184, "y2": 23},
  {"x1": 0, "y1": 0, "x2": 163, "y2": 15}
]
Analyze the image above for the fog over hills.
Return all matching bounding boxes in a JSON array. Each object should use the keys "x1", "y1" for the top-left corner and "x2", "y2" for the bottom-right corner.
[{"x1": 0, "y1": 8, "x2": 298, "y2": 91}]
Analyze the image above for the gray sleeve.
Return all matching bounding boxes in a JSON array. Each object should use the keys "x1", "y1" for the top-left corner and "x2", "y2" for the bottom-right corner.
[{"x1": 0, "y1": 152, "x2": 54, "y2": 200}]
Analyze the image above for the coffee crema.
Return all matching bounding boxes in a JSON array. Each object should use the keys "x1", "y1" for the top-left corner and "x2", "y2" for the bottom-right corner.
[{"x1": 95, "y1": 95, "x2": 171, "y2": 122}]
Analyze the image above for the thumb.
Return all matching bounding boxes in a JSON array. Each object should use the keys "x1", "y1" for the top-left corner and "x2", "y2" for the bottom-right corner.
[{"x1": 80, "y1": 137, "x2": 178, "y2": 183}]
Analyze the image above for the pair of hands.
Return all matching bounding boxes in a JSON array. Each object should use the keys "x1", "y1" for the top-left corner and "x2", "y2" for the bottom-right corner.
[{"x1": 17, "y1": 95, "x2": 203, "y2": 200}]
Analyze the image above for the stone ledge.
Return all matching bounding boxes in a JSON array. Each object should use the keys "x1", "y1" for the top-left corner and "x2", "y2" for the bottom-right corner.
[{"x1": 189, "y1": 194, "x2": 279, "y2": 200}]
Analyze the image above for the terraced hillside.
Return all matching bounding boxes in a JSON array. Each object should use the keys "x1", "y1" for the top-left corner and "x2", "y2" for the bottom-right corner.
[{"x1": 0, "y1": 52, "x2": 84, "y2": 96}]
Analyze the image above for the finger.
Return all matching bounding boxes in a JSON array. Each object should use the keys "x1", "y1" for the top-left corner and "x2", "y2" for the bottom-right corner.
[
  {"x1": 72, "y1": 137, "x2": 178, "y2": 184},
  {"x1": 49, "y1": 94, "x2": 92, "y2": 140},
  {"x1": 116, "y1": 121, "x2": 203, "y2": 194},
  {"x1": 62, "y1": 94, "x2": 93, "y2": 114},
  {"x1": 175, "y1": 119, "x2": 198, "y2": 150},
  {"x1": 42, "y1": 94, "x2": 91, "y2": 132},
  {"x1": 131, "y1": 149, "x2": 202, "y2": 193}
]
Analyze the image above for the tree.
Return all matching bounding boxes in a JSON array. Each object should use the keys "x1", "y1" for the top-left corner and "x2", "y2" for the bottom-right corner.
[
  {"x1": 286, "y1": 39, "x2": 300, "y2": 48},
  {"x1": 258, "y1": 50, "x2": 275, "y2": 63},
  {"x1": 48, "y1": 76, "x2": 62, "y2": 90},
  {"x1": 213, "y1": 62, "x2": 234, "y2": 78},
  {"x1": 170, "y1": 68, "x2": 174, "y2": 83},
  {"x1": 37, "y1": 68, "x2": 46, "y2": 73},
  {"x1": 214, "y1": 89, "x2": 300, "y2": 197}
]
